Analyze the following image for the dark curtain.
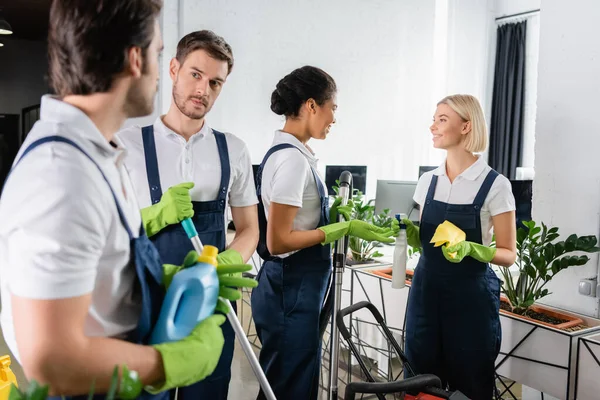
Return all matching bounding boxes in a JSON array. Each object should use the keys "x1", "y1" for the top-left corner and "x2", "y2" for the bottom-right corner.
[{"x1": 488, "y1": 21, "x2": 527, "y2": 180}]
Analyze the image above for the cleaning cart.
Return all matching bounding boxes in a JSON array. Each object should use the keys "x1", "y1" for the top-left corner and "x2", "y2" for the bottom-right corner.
[{"x1": 337, "y1": 301, "x2": 470, "y2": 400}]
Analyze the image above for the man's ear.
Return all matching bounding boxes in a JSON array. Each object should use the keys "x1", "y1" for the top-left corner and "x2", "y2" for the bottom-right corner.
[
  {"x1": 127, "y1": 47, "x2": 143, "y2": 78},
  {"x1": 169, "y1": 58, "x2": 180, "y2": 81}
]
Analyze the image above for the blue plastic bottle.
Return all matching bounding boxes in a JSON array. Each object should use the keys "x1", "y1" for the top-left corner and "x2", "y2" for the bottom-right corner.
[{"x1": 149, "y1": 245, "x2": 220, "y2": 344}]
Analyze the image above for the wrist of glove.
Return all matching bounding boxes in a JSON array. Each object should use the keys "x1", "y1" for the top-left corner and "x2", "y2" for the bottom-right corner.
[
  {"x1": 329, "y1": 197, "x2": 354, "y2": 223},
  {"x1": 141, "y1": 182, "x2": 195, "y2": 237},
  {"x1": 442, "y1": 241, "x2": 497, "y2": 264},
  {"x1": 148, "y1": 315, "x2": 226, "y2": 393}
]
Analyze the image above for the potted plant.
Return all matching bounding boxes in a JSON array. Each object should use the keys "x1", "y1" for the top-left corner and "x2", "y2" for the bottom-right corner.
[
  {"x1": 497, "y1": 220, "x2": 599, "y2": 328},
  {"x1": 9, "y1": 365, "x2": 142, "y2": 400},
  {"x1": 494, "y1": 220, "x2": 600, "y2": 400}
]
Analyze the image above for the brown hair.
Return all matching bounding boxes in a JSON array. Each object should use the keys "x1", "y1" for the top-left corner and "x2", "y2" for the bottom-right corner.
[
  {"x1": 176, "y1": 30, "x2": 234, "y2": 74},
  {"x1": 48, "y1": 0, "x2": 162, "y2": 97}
]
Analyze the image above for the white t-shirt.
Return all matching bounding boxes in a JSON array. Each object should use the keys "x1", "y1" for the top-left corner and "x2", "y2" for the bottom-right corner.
[
  {"x1": 413, "y1": 156, "x2": 516, "y2": 246},
  {"x1": 0, "y1": 96, "x2": 143, "y2": 362},
  {"x1": 260, "y1": 131, "x2": 326, "y2": 258},
  {"x1": 117, "y1": 118, "x2": 258, "y2": 224}
]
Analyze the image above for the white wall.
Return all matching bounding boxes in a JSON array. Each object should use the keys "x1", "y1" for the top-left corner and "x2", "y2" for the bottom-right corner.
[
  {"x1": 0, "y1": 38, "x2": 49, "y2": 137},
  {"x1": 495, "y1": 0, "x2": 540, "y2": 17},
  {"x1": 167, "y1": 0, "x2": 494, "y2": 197},
  {"x1": 533, "y1": 0, "x2": 600, "y2": 317}
]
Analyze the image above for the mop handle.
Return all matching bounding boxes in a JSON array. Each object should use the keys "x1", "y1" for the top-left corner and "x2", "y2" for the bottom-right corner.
[
  {"x1": 181, "y1": 218, "x2": 204, "y2": 254},
  {"x1": 180, "y1": 219, "x2": 277, "y2": 400}
]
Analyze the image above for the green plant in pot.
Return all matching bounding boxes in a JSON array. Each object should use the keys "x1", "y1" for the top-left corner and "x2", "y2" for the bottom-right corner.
[
  {"x1": 332, "y1": 182, "x2": 392, "y2": 263},
  {"x1": 498, "y1": 220, "x2": 600, "y2": 318}
]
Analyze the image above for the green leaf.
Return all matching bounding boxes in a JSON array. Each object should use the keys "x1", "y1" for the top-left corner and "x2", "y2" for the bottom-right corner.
[
  {"x1": 88, "y1": 379, "x2": 96, "y2": 400},
  {"x1": 8, "y1": 385, "x2": 23, "y2": 400},
  {"x1": 118, "y1": 365, "x2": 143, "y2": 400},
  {"x1": 565, "y1": 234, "x2": 578, "y2": 252},
  {"x1": 543, "y1": 245, "x2": 554, "y2": 262},
  {"x1": 554, "y1": 241, "x2": 565, "y2": 257},
  {"x1": 577, "y1": 236, "x2": 600, "y2": 252},
  {"x1": 371, "y1": 251, "x2": 384, "y2": 258},
  {"x1": 541, "y1": 222, "x2": 548, "y2": 243},
  {"x1": 523, "y1": 299, "x2": 535, "y2": 308},
  {"x1": 25, "y1": 380, "x2": 49, "y2": 400},
  {"x1": 526, "y1": 264, "x2": 537, "y2": 280},
  {"x1": 522, "y1": 220, "x2": 535, "y2": 230},
  {"x1": 106, "y1": 365, "x2": 119, "y2": 400},
  {"x1": 551, "y1": 259, "x2": 561, "y2": 275},
  {"x1": 546, "y1": 233, "x2": 560, "y2": 243}
]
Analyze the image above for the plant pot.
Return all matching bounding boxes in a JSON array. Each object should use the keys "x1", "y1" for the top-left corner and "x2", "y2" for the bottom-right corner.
[
  {"x1": 499, "y1": 295, "x2": 584, "y2": 330},
  {"x1": 575, "y1": 332, "x2": 600, "y2": 399},
  {"x1": 496, "y1": 305, "x2": 600, "y2": 399},
  {"x1": 368, "y1": 267, "x2": 414, "y2": 286}
]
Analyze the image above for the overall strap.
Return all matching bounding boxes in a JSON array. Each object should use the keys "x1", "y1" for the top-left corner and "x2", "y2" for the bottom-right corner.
[
  {"x1": 472, "y1": 170, "x2": 500, "y2": 209},
  {"x1": 141, "y1": 125, "x2": 163, "y2": 205},
  {"x1": 425, "y1": 175, "x2": 439, "y2": 203},
  {"x1": 212, "y1": 130, "x2": 231, "y2": 204}
]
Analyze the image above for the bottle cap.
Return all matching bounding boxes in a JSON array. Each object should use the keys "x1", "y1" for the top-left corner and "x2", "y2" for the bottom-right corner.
[{"x1": 198, "y1": 245, "x2": 219, "y2": 267}]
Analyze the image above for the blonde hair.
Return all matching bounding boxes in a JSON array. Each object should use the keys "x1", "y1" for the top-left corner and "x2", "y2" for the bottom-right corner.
[{"x1": 437, "y1": 94, "x2": 487, "y2": 153}]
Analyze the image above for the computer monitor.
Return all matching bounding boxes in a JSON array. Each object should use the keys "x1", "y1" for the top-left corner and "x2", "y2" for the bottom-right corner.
[
  {"x1": 419, "y1": 165, "x2": 437, "y2": 177},
  {"x1": 511, "y1": 180, "x2": 533, "y2": 231},
  {"x1": 374, "y1": 180, "x2": 419, "y2": 221},
  {"x1": 325, "y1": 165, "x2": 367, "y2": 196}
]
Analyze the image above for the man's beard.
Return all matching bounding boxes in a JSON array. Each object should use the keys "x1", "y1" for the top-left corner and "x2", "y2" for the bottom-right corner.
[
  {"x1": 124, "y1": 78, "x2": 156, "y2": 118},
  {"x1": 172, "y1": 82, "x2": 210, "y2": 120}
]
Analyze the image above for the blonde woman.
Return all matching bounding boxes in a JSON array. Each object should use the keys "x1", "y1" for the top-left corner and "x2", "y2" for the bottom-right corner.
[{"x1": 403, "y1": 94, "x2": 517, "y2": 399}]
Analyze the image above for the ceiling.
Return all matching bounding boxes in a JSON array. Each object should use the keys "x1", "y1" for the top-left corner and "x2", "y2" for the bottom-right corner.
[{"x1": 1, "y1": 0, "x2": 52, "y2": 42}]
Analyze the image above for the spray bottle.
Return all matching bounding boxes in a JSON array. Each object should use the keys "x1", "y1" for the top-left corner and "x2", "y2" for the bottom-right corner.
[
  {"x1": 391, "y1": 213, "x2": 408, "y2": 289},
  {"x1": 149, "y1": 245, "x2": 220, "y2": 344}
]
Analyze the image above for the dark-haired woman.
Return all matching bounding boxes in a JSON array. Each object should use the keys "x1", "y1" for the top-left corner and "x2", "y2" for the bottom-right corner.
[{"x1": 251, "y1": 66, "x2": 398, "y2": 400}]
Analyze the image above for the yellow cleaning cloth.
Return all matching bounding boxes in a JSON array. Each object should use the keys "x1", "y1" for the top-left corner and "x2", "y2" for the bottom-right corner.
[{"x1": 430, "y1": 220, "x2": 466, "y2": 258}]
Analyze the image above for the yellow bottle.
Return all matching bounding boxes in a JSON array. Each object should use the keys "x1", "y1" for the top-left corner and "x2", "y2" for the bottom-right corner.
[{"x1": 0, "y1": 355, "x2": 18, "y2": 400}]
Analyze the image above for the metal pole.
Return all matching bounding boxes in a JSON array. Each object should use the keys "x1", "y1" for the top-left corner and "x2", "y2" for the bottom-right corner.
[
  {"x1": 224, "y1": 299, "x2": 276, "y2": 400},
  {"x1": 182, "y1": 218, "x2": 277, "y2": 399},
  {"x1": 328, "y1": 171, "x2": 352, "y2": 400}
]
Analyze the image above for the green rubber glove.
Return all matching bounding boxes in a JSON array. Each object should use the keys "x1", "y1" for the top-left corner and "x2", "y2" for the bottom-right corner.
[
  {"x1": 162, "y1": 251, "x2": 199, "y2": 289},
  {"x1": 318, "y1": 220, "x2": 397, "y2": 245},
  {"x1": 165, "y1": 250, "x2": 258, "y2": 314},
  {"x1": 214, "y1": 258, "x2": 258, "y2": 314},
  {"x1": 215, "y1": 248, "x2": 244, "y2": 280},
  {"x1": 329, "y1": 197, "x2": 353, "y2": 223},
  {"x1": 141, "y1": 182, "x2": 195, "y2": 237},
  {"x1": 402, "y1": 218, "x2": 421, "y2": 249},
  {"x1": 148, "y1": 314, "x2": 227, "y2": 393},
  {"x1": 442, "y1": 241, "x2": 497, "y2": 264},
  {"x1": 216, "y1": 248, "x2": 244, "y2": 266}
]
